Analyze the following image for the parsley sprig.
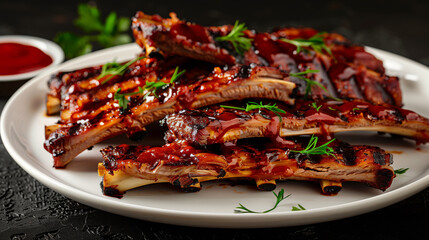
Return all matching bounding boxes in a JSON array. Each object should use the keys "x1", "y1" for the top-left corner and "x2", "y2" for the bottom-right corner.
[
  {"x1": 169, "y1": 66, "x2": 187, "y2": 84},
  {"x1": 289, "y1": 69, "x2": 329, "y2": 99},
  {"x1": 290, "y1": 70, "x2": 341, "y2": 101},
  {"x1": 114, "y1": 87, "x2": 143, "y2": 110},
  {"x1": 216, "y1": 20, "x2": 253, "y2": 55},
  {"x1": 235, "y1": 189, "x2": 290, "y2": 214},
  {"x1": 291, "y1": 204, "x2": 306, "y2": 211},
  {"x1": 113, "y1": 67, "x2": 185, "y2": 110},
  {"x1": 142, "y1": 66, "x2": 186, "y2": 98},
  {"x1": 55, "y1": 3, "x2": 132, "y2": 59},
  {"x1": 280, "y1": 33, "x2": 333, "y2": 57},
  {"x1": 310, "y1": 102, "x2": 322, "y2": 111},
  {"x1": 394, "y1": 168, "x2": 409, "y2": 175},
  {"x1": 221, "y1": 102, "x2": 286, "y2": 120},
  {"x1": 291, "y1": 135, "x2": 336, "y2": 158},
  {"x1": 98, "y1": 56, "x2": 145, "y2": 84}
]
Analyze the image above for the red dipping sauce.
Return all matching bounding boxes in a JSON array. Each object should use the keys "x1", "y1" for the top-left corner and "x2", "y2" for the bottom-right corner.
[{"x1": 0, "y1": 42, "x2": 53, "y2": 75}]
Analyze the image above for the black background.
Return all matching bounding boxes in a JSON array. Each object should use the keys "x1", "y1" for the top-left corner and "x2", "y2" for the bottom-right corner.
[{"x1": 1, "y1": 0, "x2": 428, "y2": 239}]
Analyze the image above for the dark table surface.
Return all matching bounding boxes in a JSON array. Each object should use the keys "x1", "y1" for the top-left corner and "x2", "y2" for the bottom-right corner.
[{"x1": 1, "y1": 0, "x2": 428, "y2": 239}]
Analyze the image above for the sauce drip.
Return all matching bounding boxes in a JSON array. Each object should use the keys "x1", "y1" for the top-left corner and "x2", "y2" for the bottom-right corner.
[{"x1": 0, "y1": 42, "x2": 53, "y2": 75}]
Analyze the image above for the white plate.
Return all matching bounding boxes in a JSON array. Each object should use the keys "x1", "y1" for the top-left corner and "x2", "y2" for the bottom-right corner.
[
  {"x1": 0, "y1": 35, "x2": 64, "y2": 81},
  {"x1": 1, "y1": 43, "x2": 429, "y2": 228}
]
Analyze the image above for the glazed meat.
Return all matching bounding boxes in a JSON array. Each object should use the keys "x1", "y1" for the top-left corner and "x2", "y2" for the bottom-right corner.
[
  {"x1": 271, "y1": 28, "x2": 386, "y2": 74},
  {"x1": 166, "y1": 99, "x2": 429, "y2": 146},
  {"x1": 132, "y1": 11, "x2": 401, "y2": 106},
  {"x1": 42, "y1": 10, "x2": 425, "y2": 201},
  {"x1": 44, "y1": 64, "x2": 296, "y2": 168},
  {"x1": 98, "y1": 137, "x2": 395, "y2": 198},
  {"x1": 46, "y1": 55, "x2": 191, "y2": 119}
]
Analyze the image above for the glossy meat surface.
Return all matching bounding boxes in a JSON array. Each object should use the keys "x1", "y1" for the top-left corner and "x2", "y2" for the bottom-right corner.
[
  {"x1": 132, "y1": 11, "x2": 401, "y2": 106},
  {"x1": 166, "y1": 99, "x2": 429, "y2": 146},
  {"x1": 99, "y1": 138, "x2": 394, "y2": 197},
  {"x1": 44, "y1": 63, "x2": 296, "y2": 167}
]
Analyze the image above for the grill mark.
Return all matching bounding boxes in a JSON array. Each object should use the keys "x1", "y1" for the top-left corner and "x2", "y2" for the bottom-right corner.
[
  {"x1": 335, "y1": 142, "x2": 357, "y2": 166},
  {"x1": 236, "y1": 65, "x2": 252, "y2": 79},
  {"x1": 373, "y1": 151, "x2": 387, "y2": 165}
]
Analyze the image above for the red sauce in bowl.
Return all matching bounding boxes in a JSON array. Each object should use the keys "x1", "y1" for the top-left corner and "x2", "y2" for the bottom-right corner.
[{"x1": 0, "y1": 42, "x2": 53, "y2": 76}]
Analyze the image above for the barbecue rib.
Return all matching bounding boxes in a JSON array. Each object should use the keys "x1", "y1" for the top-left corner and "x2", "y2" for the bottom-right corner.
[
  {"x1": 271, "y1": 28, "x2": 385, "y2": 74},
  {"x1": 44, "y1": 64, "x2": 296, "y2": 168},
  {"x1": 165, "y1": 99, "x2": 429, "y2": 146},
  {"x1": 132, "y1": 11, "x2": 401, "y2": 106},
  {"x1": 46, "y1": 55, "x2": 190, "y2": 119},
  {"x1": 98, "y1": 138, "x2": 394, "y2": 198}
]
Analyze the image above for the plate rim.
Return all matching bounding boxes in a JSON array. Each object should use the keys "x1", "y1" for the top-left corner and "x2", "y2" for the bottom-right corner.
[{"x1": 1, "y1": 43, "x2": 429, "y2": 228}]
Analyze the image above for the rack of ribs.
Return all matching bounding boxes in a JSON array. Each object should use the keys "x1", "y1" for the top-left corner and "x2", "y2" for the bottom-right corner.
[
  {"x1": 165, "y1": 99, "x2": 429, "y2": 146},
  {"x1": 42, "y1": 11, "x2": 428, "y2": 198},
  {"x1": 44, "y1": 60, "x2": 296, "y2": 168},
  {"x1": 132, "y1": 11, "x2": 401, "y2": 106},
  {"x1": 98, "y1": 137, "x2": 394, "y2": 198}
]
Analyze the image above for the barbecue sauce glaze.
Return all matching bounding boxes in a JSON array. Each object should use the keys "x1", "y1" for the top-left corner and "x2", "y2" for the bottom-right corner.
[
  {"x1": 100, "y1": 137, "x2": 394, "y2": 197},
  {"x1": 170, "y1": 99, "x2": 428, "y2": 148},
  {"x1": 132, "y1": 12, "x2": 401, "y2": 106}
]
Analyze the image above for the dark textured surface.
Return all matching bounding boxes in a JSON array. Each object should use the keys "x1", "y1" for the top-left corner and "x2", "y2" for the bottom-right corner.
[{"x1": 1, "y1": 0, "x2": 429, "y2": 239}]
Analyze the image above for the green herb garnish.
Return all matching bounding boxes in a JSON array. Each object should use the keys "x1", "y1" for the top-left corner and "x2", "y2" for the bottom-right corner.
[
  {"x1": 289, "y1": 69, "x2": 330, "y2": 99},
  {"x1": 114, "y1": 87, "x2": 143, "y2": 110},
  {"x1": 98, "y1": 56, "x2": 145, "y2": 84},
  {"x1": 221, "y1": 102, "x2": 286, "y2": 120},
  {"x1": 55, "y1": 3, "x2": 131, "y2": 59},
  {"x1": 169, "y1": 66, "x2": 187, "y2": 84},
  {"x1": 142, "y1": 66, "x2": 186, "y2": 98},
  {"x1": 112, "y1": 65, "x2": 184, "y2": 109},
  {"x1": 280, "y1": 32, "x2": 333, "y2": 57},
  {"x1": 142, "y1": 81, "x2": 168, "y2": 99},
  {"x1": 291, "y1": 135, "x2": 336, "y2": 158},
  {"x1": 235, "y1": 189, "x2": 290, "y2": 214},
  {"x1": 243, "y1": 102, "x2": 286, "y2": 115},
  {"x1": 291, "y1": 204, "x2": 306, "y2": 211},
  {"x1": 310, "y1": 102, "x2": 322, "y2": 111},
  {"x1": 394, "y1": 168, "x2": 409, "y2": 175},
  {"x1": 216, "y1": 20, "x2": 253, "y2": 55}
]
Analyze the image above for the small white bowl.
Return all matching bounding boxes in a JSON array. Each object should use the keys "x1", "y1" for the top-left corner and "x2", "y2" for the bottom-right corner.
[{"x1": 0, "y1": 35, "x2": 64, "y2": 82}]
